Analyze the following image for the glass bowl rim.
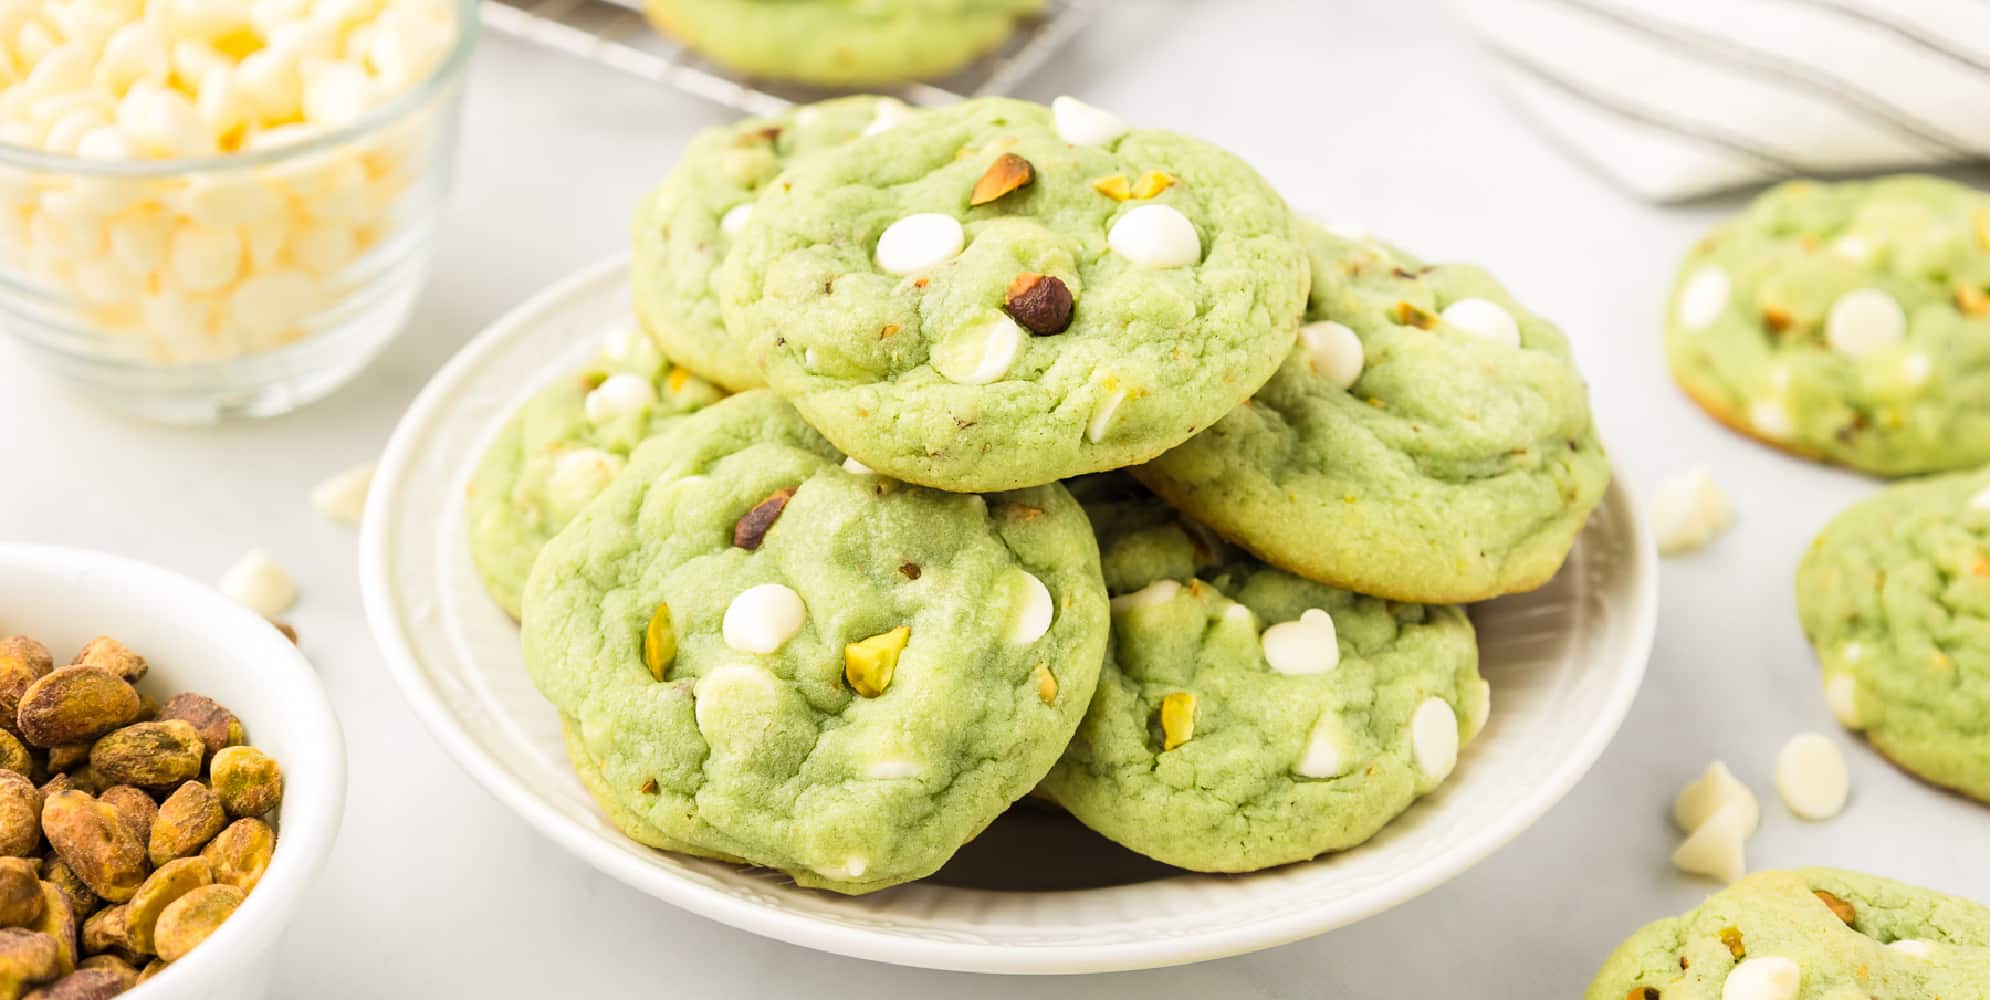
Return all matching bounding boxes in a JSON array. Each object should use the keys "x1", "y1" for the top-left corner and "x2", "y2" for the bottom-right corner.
[{"x1": 0, "y1": 0, "x2": 480, "y2": 178}]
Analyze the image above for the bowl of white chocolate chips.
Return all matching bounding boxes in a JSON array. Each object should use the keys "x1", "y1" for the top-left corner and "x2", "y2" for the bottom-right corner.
[{"x1": 0, "y1": 0, "x2": 472, "y2": 423}]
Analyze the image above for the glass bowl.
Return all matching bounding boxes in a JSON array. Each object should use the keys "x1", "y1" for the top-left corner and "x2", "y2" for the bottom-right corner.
[{"x1": 0, "y1": 0, "x2": 477, "y2": 424}]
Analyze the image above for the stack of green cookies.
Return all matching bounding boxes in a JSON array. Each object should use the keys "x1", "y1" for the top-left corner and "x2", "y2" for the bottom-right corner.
[{"x1": 467, "y1": 95, "x2": 1612, "y2": 893}]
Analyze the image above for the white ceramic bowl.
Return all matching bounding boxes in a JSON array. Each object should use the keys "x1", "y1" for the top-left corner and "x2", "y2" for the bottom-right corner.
[
  {"x1": 362, "y1": 256, "x2": 1658, "y2": 974},
  {"x1": 0, "y1": 545, "x2": 345, "y2": 998}
]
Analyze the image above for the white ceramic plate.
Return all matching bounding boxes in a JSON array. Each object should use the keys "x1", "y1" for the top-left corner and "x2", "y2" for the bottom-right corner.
[{"x1": 361, "y1": 255, "x2": 1658, "y2": 975}]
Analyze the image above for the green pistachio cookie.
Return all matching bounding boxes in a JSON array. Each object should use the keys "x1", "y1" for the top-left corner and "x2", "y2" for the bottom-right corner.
[
  {"x1": 1132, "y1": 222, "x2": 1609, "y2": 604},
  {"x1": 1586, "y1": 868, "x2": 1990, "y2": 999},
  {"x1": 632, "y1": 97, "x2": 909, "y2": 392},
  {"x1": 721, "y1": 96, "x2": 1309, "y2": 492},
  {"x1": 519, "y1": 391, "x2": 1109, "y2": 893},
  {"x1": 466, "y1": 329, "x2": 726, "y2": 618},
  {"x1": 642, "y1": 0, "x2": 1042, "y2": 86},
  {"x1": 1036, "y1": 476, "x2": 1485, "y2": 873},
  {"x1": 1795, "y1": 466, "x2": 1990, "y2": 802},
  {"x1": 1666, "y1": 175, "x2": 1990, "y2": 476}
]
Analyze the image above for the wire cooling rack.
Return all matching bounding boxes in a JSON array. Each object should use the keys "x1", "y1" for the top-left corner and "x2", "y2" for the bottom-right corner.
[{"x1": 480, "y1": 0, "x2": 1097, "y2": 114}]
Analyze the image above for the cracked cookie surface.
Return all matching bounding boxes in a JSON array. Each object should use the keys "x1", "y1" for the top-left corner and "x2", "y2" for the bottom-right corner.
[
  {"x1": 632, "y1": 97, "x2": 904, "y2": 391},
  {"x1": 466, "y1": 330, "x2": 725, "y2": 618},
  {"x1": 720, "y1": 96, "x2": 1308, "y2": 492},
  {"x1": 1666, "y1": 175, "x2": 1990, "y2": 476},
  {"x1": 1586, "y1": 868, "x2": 1990, "y2": 999},
  {"x1": 1036, "y1": 476, "x2": 1483, "y2": 873},
  {"x1": 1796, "y1": 467, "x2": 1990, "y2": 802},
  {"x1": 519, "y1": 391, "x2": 1108, "y2": 893},
  {"x1": 1133, "y1": 221, "x2": 1609, "y2": 604}
]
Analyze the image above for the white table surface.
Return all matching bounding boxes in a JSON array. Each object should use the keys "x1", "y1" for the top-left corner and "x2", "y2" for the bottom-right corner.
[{"x1": 6, "y1": 1, "x2": 1988, "y2": 995}]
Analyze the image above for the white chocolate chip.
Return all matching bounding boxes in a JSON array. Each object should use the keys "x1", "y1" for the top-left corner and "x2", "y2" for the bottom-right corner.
[
  {"x1": 1969, "y1": 487, "x2": 1990, "y2": 511},
  {"x1": 1108, "y1": 204, "x2": 1200, "y2": 268},
  {"x1": 1006, "y1": 570, "x2": 1053, "y2": 645},
  {"x1": 692, "y1": 663, "x2": 779, "y2": 734},
  {"x1": 864, "y1": 758, "x2": 923, "y2": 780},
  {"x1": 1774, "y1": 731, "x2": 1848, "y2": 821},
  {"x1": 1748, "y1": 399, "x2": 1794, "y2": 440},
  {"x1": 930, "y1": 313, "x2": 1020, "y2": 385},
  {"x1": 1825, "y1": 287, "x2": 1906, "y2": 359},
  {"x1": 1672, "y1": 801, "x2": 1750, "y2": 884},
  {"x1": 860, "y1": 98, "x2": 912, "y2": 137},
  {"x1": 1830, "y1": 235, "x2": 1872, "y2": 262},
  {"x1": 1720, "y1": 956, "x2": 1800, "y2": 1000},
  {"x1": 1824, "y1": 672, "x2": 1862, "y2": 729},
  {"x1": 544, "y1": 449, "x2": 624, "y2": 521},
  {"x1": 1441, "y1": 298, "x2": 1521, "y2": 348},
  {"x1": 1888, "y1": 939, "x2": 1935, "y2": 959},
  {"x1": 1463, "y1": 677, "x2": 1492, "y2": 739},
  {"x1": 1085, "y1": 382, "x2": 1127, "y2": 445},
  {"x1": 1900, "y1": 351, "x2": 1931, "y2": 387},
  {"x1": 1293, "y1": 712, "x2": 1347, "y2": 779},
  {"x1": 1409, "y1": 697, "x2": 1460, "y2": 782},
  {"x1": 602, "y1": 326, "x2": 639, "y2": 361},
  {"x1": 217, "y1": 548, "x2": 297, "y2": 618},
  {"x1": 1050, "y1": 95, "x2": 1127, "y2": 145},
  {"x1": 583, "y1": 373, "x2": 656, "y2": 424},
  {"x1": 721, "y1": 583, "x2": 805, "y2": 655},
  {"x1": 1674, "y1": 760, "x2": 1760, "y2": 838},
  {"x1": 168, "y1": 222, "x2": 243, "y2": 293},
  {"x1": 840, "y1": 457, "x2": 874, "y2": 475},
  {"x1": 1649, "y1": 467, "x2": 1733, "y2": 556},
  {"x1": 830, "y1": 856, "x2": 868, "y2": 879},
  {"x1": 1323, "y1": 222, "x2": 1370, "y2": 241},
  {"x1": 1109, "y1": 579, "x2": 1180, "y2": 613},
  {"x1": 1220, "y1": 602, "x2": 1254, "y2": 627},
  {"x1": 1677, "y1": 266, "x2": 1731, "y2": 331},
  {"x1": 1297, "y1": 320, "x2": 1363, "y2": 390},
  {"x1": 875, "y1": 212, "x2": 964, "y2": 275},
  {"x1": 719, "y1": 202, "x2": 751, "y2": 236},
  {"x1": 1260, "y1": 609, "x2": 1339, "y2": 675},
  {"x1": 309, "y1": 462, "x2": 374, "y2": 524}
]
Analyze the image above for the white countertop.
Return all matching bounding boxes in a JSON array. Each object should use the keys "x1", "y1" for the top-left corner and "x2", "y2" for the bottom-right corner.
[{"x1": 5, "y1": 1, "x2": 1987, "y2": 995}]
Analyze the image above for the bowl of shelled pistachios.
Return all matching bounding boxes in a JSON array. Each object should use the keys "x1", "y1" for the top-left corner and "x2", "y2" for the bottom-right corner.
[{"x1": 0, "y1": 545, "x2": 344, "y2": 999}]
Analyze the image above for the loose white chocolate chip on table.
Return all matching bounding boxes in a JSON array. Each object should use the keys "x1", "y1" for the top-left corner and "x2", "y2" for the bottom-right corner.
[
  {"x1": 1409, "y1": 697, "x2": 1459, "y2": 782},
  {"x1": 1649, "y1": 467, "x2": 1733, "y2": 556},
  {"x1": 1109, "y1": 579, "x2": 1181, "y2": 613},
  {"x1": 1671, "y1": 802, "x2": 1749, "y2": 884},
  {"x1": 1888, "y1": 939, "x2": 1935, "y2": 959},
  {"x1": 719, "y1": 203, "x2": 752, "y2": 236},
  {"x1": 1720, "y1": 956, "x2": 1800, "y2": 1000},
  {"x1": 1006, "y1": 570, "x2": 1054, "y2": 644},
  {"x1": 721, "y1": 583, "x2": 806, "y2": 655},
  {"x1": 218, "y1": 548, "x2": 297, "y2": 618},
  {"x1": 1298, "y1": 320, "x2": 1364, "y2": 390},
  {"x1": 1748, "y1": 399, "x2": 1794, "y2": 440},
  {"x1": 1108, "y1": 204, "x2": 1200, "y2": 268},
  {"x1": 1293, "y1": 712, "x2": 1347, "y2": 779},
  {"x1": 1259, "y1": 609, "x2": 1339, "y2": 676},
  {"x1": 1774, "y1": 732, "x2": 1848, "y2": 820},
  {"x1": 875, "y1": 213, "x2": 965, "y2": 275},
  {"x1": 1825, "y1": 287, "x2": 1906, "y2": 359},
  {"x1": 1050, "y1": 95, "x2": 1127, "y2": 146},
  {"x1": 1677, "y1": 266, "x2": 1731, "y2": 330},
  {"x1": 310, "y1": 462, "x2": 375, "y2": 524},
  {"x1": 1824, "y1": 672, "x2": 1862, "y2": 729},
  {"x1": 1674, "y1": 760, "x2": 1760, "y2": 838},
  {"x1": 583, "y1": 373, "x2": 656, "y2": 424},
  {"x1": 931, "y1": 313, "x2": 1020, "y2": 385},
  {"x1": 1441, "y1": 298, "x2": 1521, "y2": 348}
]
